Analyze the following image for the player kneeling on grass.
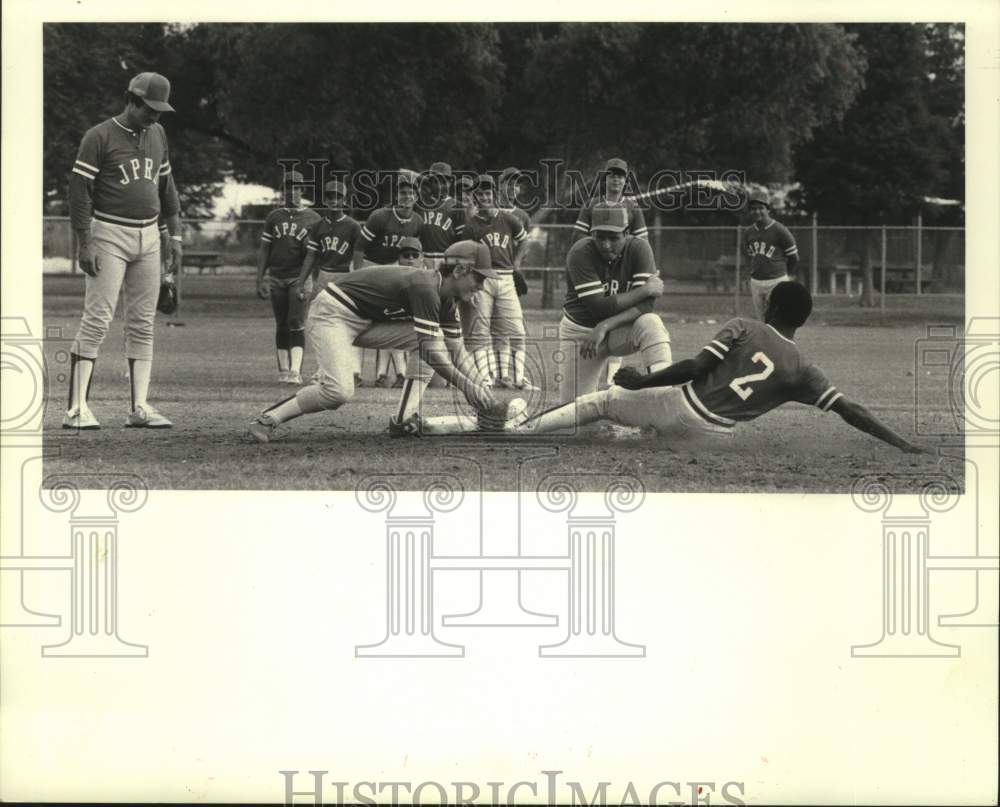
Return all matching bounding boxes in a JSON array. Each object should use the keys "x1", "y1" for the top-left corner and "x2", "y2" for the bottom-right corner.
[
  {"x1": 514, "y1": 281, "x2": 925, "y2": 453},
  {"x1": 247, "y1": 241, "x2": 500, "y2": 443}
]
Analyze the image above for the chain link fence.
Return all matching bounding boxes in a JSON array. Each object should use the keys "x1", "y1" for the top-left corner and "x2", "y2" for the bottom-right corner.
[{"x1": 44, "y1": 217, "x2": 964, "y2": 309}]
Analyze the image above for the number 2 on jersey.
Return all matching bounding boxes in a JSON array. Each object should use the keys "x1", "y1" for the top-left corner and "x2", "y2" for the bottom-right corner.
[{"x1": 729, "y1": 351, "x2": 774, "y2": 400}]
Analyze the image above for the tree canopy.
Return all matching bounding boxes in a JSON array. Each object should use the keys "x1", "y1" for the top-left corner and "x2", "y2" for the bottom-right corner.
[{"x1": 43, "y1": 22, "x2": 963, "y2": 222}]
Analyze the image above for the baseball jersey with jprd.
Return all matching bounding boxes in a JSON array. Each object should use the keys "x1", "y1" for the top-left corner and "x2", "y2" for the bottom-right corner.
[
  {"x1": 418, "y1": 197, "x2": 464, "y2": 258},
  {"x1": 462, "y1": 210, "x2": 526, "y2": 274},
  {"x1": 563, "y1": 236, "x2": 656, "y2": 328},
  {"x1": 307, "y1": 213, "x2": 363, "y2": 271},
  {"x1": 685, "y1": 317, "x2": 841, "y2": 425},
  {"x1": 742, "y1": 221, "x2": 798, "y2": 280},
  {"x1": 261, "y1": 207, "x2": 323, "y2": 277},
  {"x1": 361, "y1": 207, "x2": 424, "y2": 265},
  {"x1": 69, "y1": 117, "x2": 180, "y2": 229},
  {"x1": 325, "y1": 265, "x2": 461, "y2": 339}
]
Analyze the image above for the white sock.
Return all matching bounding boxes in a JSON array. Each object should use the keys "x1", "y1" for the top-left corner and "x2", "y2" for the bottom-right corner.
[
  {"x1": 486, "y1": 346, "x2": 498, "y2": 379},
  {"x1": 265, "y1": 393, "x2": 304, "y2": 423},
  {"x1": 68, "y1": 356, "x2": 95, "y2": 411},
  {"x1": 290, "y1": 346, "x2": 304, "y2": 374},
  {"x1": 129, "y1": 358, "x2": 152, "y2": 410},
  {"x1": 393, "y1": 352, "x2": 407, "y2": 375},
  {"x1": 524, "y1": 391, "x2": 608, "y2": 434},
  {"x1": 375, "y1": 350, "x2": 390, "y2": 377},
  {"x1": 513, "y1": 350, "x2": 526, "y2": 385},
  {"x1": 395, "y1": 378, "x2": 431, "y2": 421},
  {"x1": 498, "y1": 345, "x2": 511, "y2": 379},
  {"x1": 277, "y1": 349, "x2": 290, "y2": 372},
  {"x1": 354, "y1": 347, "x2": 365, "y2": 376},
  {"x1": 474, "y1": 349, "x2": 492, "y2": 379}
]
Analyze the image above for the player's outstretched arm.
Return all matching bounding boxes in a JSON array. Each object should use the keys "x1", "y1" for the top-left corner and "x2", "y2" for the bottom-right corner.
[
  {"x1": 829, "y1": 398, "x2": 927, "y2": 453},
  {"x1": 614, "y1": 350, "x2": 721, "y2": 390}
]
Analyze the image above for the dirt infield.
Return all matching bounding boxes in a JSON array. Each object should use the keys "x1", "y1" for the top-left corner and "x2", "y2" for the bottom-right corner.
[{"x1": 41, "y1": 276, "x2": 963, "y2": 492}]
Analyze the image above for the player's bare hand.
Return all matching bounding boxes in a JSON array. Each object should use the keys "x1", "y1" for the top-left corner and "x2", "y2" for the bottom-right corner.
[
  {"x1": 168, "y1": 238, "x2": 183, "y2": 273},
  {"x1": 256, "y1": 278, "x2": 270, "y2": 299},
  {"x1": 465, "y1": 382, "x2": 497, "y2": 413},
  {"x1": 643, "y1": 275, "x2": 665, "y2": 297},
  {"x1": 613, "y1": 366, "x2": 645, "y2": 390},
  {"x1": 78, "y1": 239, "x2": 99, "y2": 277},
  {"x1": 580, "y1": 324, "x2": 609, "y2": 359}
]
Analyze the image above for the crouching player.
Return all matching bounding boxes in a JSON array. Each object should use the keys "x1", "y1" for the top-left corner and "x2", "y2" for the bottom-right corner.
[
  {"x1": 516, "y1": 281, "x2": 925, "y2": 453},
  {"x1": 247, "y1": 241, "x2": 500, "y2": 442}
]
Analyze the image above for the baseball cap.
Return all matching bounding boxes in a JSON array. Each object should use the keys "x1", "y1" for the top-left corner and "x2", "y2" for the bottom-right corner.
[
  {"x1": 398, "y1": 236, "x2": 423, "y2": 253},
  {"x1": 747, "y1": 189, "x2": 771, "y2": 208},
  {"x1": 477, "y1": 174, "x2": 496, "y2": 190},
  {"x1": 428, "y1": 161, "x2": 452, "y2": 177},
  {"x1": 324, "y1": 180, "x2": 347, "y2": 197},
  {"x1": 590, "y1": 204, "x2": 629, "y2": 233},
  {"x1": 283, "y1": 170, "x2": 305, "y2": 185},
  {"x1": 127, "y1": 72, "x2": 174, "y2": 112},
  {"x1": 500, "y1": 166, "x2": 522, "y2": 182},
  {"x1": 456, "y1": 174, "x2": 477, "y2": 192},
  {"x1": 443, "y1": 241, "x2": 497, "y2": 277},
  {"x1": 605, "y1": 158, "x2": 628, "y2": 175}
]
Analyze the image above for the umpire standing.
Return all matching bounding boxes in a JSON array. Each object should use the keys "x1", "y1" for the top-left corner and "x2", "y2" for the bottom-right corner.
[{"x1": 65, "y1": 71, "x2": 183, "y2": 429}]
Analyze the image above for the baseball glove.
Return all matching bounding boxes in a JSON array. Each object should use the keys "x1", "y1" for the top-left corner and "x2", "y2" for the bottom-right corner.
[
  {"x1": 157, "y1": 276, "x2": 178, "y2": 315},
  {"x1": 513, "y1": 268, "x2": 529, "y2": 297}
]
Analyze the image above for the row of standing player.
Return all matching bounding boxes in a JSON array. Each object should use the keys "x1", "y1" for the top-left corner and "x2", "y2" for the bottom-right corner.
[{"x1": 255, "y1": 164, "x2": 539, "y2": 391}]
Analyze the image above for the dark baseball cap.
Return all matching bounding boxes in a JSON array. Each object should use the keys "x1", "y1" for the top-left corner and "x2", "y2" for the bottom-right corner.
[
  {"x1": 477, "y1": 174, "x2": 496, "y2": 190},
  {"x1": 398, "y1": 236, "x2": 423, "y2": 253},
  {"x1": 747, "y1": 189, "x2": 771, "y2": 208},
  {"x1": 128, "y1": 72, "x2": 174, "y2": 112},
  {"x1": 428, "y1": 161, "x2": 452, "y2": 177},
  {"x1": 605, "y1": 157, "x2": 628, "y2": 175},
  {"x1": 590, "y1": 204, "x2": 629, "y2": 233},
  {"x1": 443, "y1": 241, "x2": 497, "y2": 277},
  {"x1": 324, "y1": 180, "x2": 347, "y2": 197}
]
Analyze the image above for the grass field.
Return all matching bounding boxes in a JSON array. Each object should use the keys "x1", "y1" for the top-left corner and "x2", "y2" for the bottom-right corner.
[{"x1": 41, "y1": 275, "x2": 964, "y2": 491}]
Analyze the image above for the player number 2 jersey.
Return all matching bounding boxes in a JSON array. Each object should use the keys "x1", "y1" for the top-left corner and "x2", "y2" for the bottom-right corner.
[{"x1": 685, "y1": 318, "x2": 841, "y2": 424}]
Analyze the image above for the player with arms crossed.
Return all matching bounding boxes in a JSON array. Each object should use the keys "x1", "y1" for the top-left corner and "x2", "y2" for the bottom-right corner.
[
  {"x1": 743, "y1": 189, "x2": 799, "y2": 319},
  {"x1": 257, "y1": 171, "x2": 322, "y2": 384},
  {"x1": 572, "y1": 157, "x2": 650, "y2": 385},
  {"x1": 462, "y1": 174, "x2": 531, "y2": 389},
  {"x1": 518, "y1": 281, "x2": 924, "y2": 453},
  {"x1": 560, "y1": 204, "x2": 673, "y2": 403},
  {"x1": 64, "y1": 71, "x2": 183, "y2": 430},
  {"x1": 247, "y1": 241, "x2": 500, "y2": 443}
]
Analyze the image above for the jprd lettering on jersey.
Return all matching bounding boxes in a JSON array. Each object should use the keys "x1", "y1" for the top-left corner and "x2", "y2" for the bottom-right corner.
[
  {"x1": 277, "y1": 221, "x2": 310, "y2": 242},
  {"x1": 484, "y1": 232, "x2": 511, "y2": 249},
  {"x1": 423, "y1": 211, "x2": 453, "y2": 230},
  {"x1": 117, "y1": 157, "x2": 157, "y2": 185},
  {"x1": 747, "y1": 239, "x2": 777, "y2": 258},
  {"x1": 321, "y1": 235, "x2": 351, "y2": 255}
]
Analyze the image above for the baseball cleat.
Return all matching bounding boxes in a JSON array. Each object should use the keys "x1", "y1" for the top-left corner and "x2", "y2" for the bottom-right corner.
[
  {"x1": 247, "y1": 413, "x2": 279, "y2": 443},
  {"x1": 387, "y1": 412, "x2": 423, "y2": 438},
  {"x1": 277, "y1": 370, "x2": 290, "y2": 383},
  {"x1": 62, "y1": 407, "x2": 100, "y2": 430},
  {"x1": 392, "y1": 375, "x2": 405, "y2": 388},
  {"x1": 373, "y1": 375, "x2": 390, "y2": 388},
  {"x1": 125, "y1": 404, "x2": 173, "y2": 429},
  {"x1": 353, "y1": 372, "x2": 367, "y2": 388},
  {"x1": 286, "y1": 371, "x2": 302, "y2": 385}
]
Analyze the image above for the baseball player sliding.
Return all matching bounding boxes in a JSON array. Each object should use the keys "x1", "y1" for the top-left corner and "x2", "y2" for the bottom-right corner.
[
  {"x1": 64, "y1": 72, "x2": 183, "y2": 430},
  {"x1": 246, "y1": 241, "x2": 501, "y2": 443},
  {"x1": 412, "y1": 281, "x2": 925, "y2": 452}
]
